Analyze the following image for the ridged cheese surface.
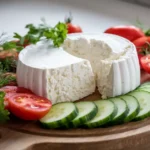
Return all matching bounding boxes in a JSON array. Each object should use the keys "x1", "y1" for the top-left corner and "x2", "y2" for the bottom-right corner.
[
  {"x1": 17, "y1": 33, "x2": 140, "y2": 103},
  {"x1": 17, "y1": 42, "x2": 95, "y2": 104},
  {"x1": 63, "y1": 34, "x2": 140, "y2": 99}
]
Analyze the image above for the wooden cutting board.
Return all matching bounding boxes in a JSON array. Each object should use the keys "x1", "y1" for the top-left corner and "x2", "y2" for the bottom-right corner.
[{"x1": 1, "y1": 71, "x2": 150, "y2": 150}]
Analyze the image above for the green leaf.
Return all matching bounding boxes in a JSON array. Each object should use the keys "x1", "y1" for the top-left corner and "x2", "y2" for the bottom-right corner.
[
  {"x1": 0, "y1": 74, "x2": 16, "y2": 88},
  {"x1": 44, "y1": 22, "x2": 67, "y2": 47},
  {"x1": 0, "y1": 20, "x2": 67, "y2": 54},
  {"x1": 16, "y1": 46, "x2": 24, "y2": 52},
  {"x1": 2, "y1": 41, "x2": 17, "y2": 50},
  {"x1": 0, "y1": 91, "x2": 10, "y2": 123},
  {"x1": 0, "y1": 57, "x2": 17, "y2": 73},
  {"x1": 145, "y1": 29, "x2": 150, "y2": 36},
  {"x1": 26, "y1": 24, "x2": 39, "y2": 35},
  {"x1": 13, "y1": 33, "x2": 22, "y2": 40}
]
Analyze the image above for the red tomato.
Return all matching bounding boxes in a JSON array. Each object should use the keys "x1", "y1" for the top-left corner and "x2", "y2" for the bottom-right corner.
[
  {"x1": 0, "y1": 86, "x2": 33, "y2": 109},
  {"x1": 133, "y1": 36, "x2": 150, "y2": 52},
  {"x1": 138, "y1": 53, "x2": 144, "y2": 69},
  {"x1": 0, "y1": 86, "x2": 33, "y2": 94},
  {"x1": 141, "y1": 70, "x2": 150, "y2": 83},
  {"x1": 104, "y1": 26, "x2": 145, "y2": 41},
  {"x1": 67, "y1": 23, "x2": 82, "y2": 34},
  {"x1": 8, "y1": 93, "x2": 52, "y2": 120},
  {"x1": 141, "y1": 55, "x2": 150, "y2": 74}
]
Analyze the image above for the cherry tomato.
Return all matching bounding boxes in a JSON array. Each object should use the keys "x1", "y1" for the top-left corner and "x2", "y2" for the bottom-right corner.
[
  {"x1": 8, "y1": 93, "x2": 52, "y2": 120},
  {"x1": 67, "y1": 23, "x2": 82, "y2": 34},
  {"x1": 104, "y1": 26, "x2": 145, "y2": 41},
  {"x1": 141, "y1": 55, "x2": 150, "y2": 74},
  {"x1": 133, "y1": 36, "x2": 150, "y2": 52},
  {"x1": 0, "y1": 86, "x2": 33, "y2": 109}
]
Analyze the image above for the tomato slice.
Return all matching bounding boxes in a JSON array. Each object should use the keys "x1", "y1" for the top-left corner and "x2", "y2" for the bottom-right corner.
[
  {"x1": 0, "y1": 86, "x2": 33, "y2": 109},
  {"x1": 0, "y1": 86, "x2": 33, "y2": 93},
  {"x1": 8, "y1": 93, "x2": 52, "y2": 120},
  {"x1": 141, "y1": 55, "x2": 150, "y2": 74}
]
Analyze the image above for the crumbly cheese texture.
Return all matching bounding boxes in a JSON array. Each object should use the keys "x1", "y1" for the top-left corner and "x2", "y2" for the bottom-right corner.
[
  {"x1": 63, "y1": 34, "x2": 140, "y2": 99},
  {"x1": 17, "y1": 42, "x2": 95, "y2": 104},
  {"x1": 17, "y1": 33, "x2": 140, "y2": 104}
]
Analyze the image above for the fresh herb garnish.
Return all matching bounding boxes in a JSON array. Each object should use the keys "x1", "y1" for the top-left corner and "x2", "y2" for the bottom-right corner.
[
  {"x1": 0, "y1": 91, "x2": 10, "y2": 123},
  {"x1": 0, "y1": 20, "x2": 67, "y2": 52},
  {"x1": 0, "y1": 20, "x2": 67, "y2": 123},
  {"x1": 0, "y1": 57, "x2": 17, "y2": 87},
  {"x1": 0, "y1": 57, "x2": 17, "y2": 73},
  {"x1": 0, "y1": 73, "x2": 16, "y2": 88},
  {"x1": 44, "y1": 22, "x2": 67, "y2": 47}
]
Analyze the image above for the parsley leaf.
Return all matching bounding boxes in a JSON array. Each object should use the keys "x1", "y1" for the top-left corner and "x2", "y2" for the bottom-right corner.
[
  {"x1": 2, "y1": 41, "x2": 17, "y2": 50},
  {"x1": 44, "y1": 22, "x2": 67, "y2": 47},
  {"x1": 0, "y1": 20, "x2": 67, "y2": 51},
  {"x1": 0, "y1": 91, "x2": 10, "y2": 123}
]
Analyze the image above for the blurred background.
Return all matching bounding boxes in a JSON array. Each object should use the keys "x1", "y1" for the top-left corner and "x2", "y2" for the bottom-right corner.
[{"x1": 0, "y1": 0, "x2": 150, "y2": 34}]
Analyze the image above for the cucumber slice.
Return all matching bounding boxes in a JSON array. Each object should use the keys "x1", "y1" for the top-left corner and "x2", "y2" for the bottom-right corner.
[
  {"x1": 109, "y1": 98, "x2": 128, "y2": 124},
  {"x1": 136, "y1": 84, "x2": 150, "y2": 93},
  {"x1": 40, "y1": 102, "x2": 78, "y2": 129},
  {"x1": 85, "y1": 100, "x2": 117, "y2": 128},
  {"x1": 70, "y1": 101, "x2": 98, "y2": 128},
  {"x1": 128, "y1": 91, "x2": 150, "y2": 120},
  {"x1": 137, "y1": 85, "x2": 150, "y2": 90},
  {"x1": 140, "y1": 82, "x2": 150, "y2": 87},
  {"x1": 137, "y1": 82, "x2": 150, "y2": 89},
  {"x1": 120, "y1": 95, "x2": 140, "y2": 122},
  {"x1": 137, "y1": 87, "x2": 150, "y2": 93}
]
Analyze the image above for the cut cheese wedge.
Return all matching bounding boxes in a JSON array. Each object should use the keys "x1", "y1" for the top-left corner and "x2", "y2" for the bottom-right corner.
[
  {"x1": 63, "y1": 33, "x2": 140, "y2": 99},
  {"x1": 17, "y1": 43, "x2": 95, "y2": 104},
  {"x1": 17, "y1": 33, "x2": 140, "y2": 104}
]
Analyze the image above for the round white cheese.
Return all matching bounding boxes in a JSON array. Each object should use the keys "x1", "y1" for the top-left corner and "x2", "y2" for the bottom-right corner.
[{"x1": 17, "y1": 33, "x2": 140, "y2": 103}]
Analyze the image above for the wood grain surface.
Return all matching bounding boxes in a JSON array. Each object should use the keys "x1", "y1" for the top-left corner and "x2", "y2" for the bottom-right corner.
[{"x1": 1, "y1": 70, "x2": 150, "y2": 150}]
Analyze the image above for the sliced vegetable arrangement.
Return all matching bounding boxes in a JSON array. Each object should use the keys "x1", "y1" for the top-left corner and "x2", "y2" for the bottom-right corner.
[
  {"x1": 3, "y1": 83, "x2": 150, "y2": 129},
  {"x1": 38, "y1": 83, "x2": 150, "y2": 129},
  {"x1": 1, "y1": 17, "x2": 150, "y2": 130}
]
